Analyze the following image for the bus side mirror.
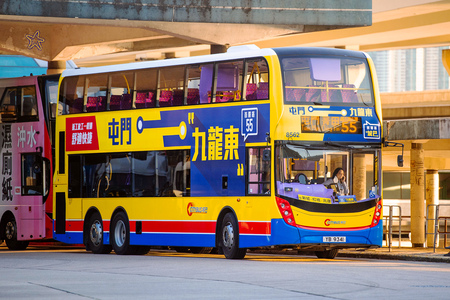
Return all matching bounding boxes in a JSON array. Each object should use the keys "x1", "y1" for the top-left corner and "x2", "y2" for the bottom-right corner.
[
  {"x1": 384, "y1": 140, "x2": 404, "y2": 168},
  {"x1": 397, "y1": 155, "x2": 403, "y2": 167}
]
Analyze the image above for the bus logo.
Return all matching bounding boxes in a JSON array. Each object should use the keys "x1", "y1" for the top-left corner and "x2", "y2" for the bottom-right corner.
[
  {"x1": 363, "y1": 121, "x2": 380, "y2": 140},
  {"x1": 187, "y1": 202, "x2": 208, "y2": 216},
  {"x1": 324, "y1": 219, "x2": 346, "y2": 226},
  {"x1": 241, "y1": 108, "x2": 258, "y2": 141}
]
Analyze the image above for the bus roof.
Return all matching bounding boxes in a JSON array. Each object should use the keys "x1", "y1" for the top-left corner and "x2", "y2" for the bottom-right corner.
[
  {"x1": 60, "y1": 46, "x2": 278, "y2": 78},
  {"x1": 272, "y1": 47, "x2": 368, "y2": 59},
  {"x1": 60, "y1": 46, "x2": 371, "y2": 79}
]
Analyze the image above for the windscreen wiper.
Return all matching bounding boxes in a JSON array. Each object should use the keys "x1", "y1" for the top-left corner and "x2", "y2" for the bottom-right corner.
[{"x1": 324, "y1": 141, "x2": 354, "y2": 149}]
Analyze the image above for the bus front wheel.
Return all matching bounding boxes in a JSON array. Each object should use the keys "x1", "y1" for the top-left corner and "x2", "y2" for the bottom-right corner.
[
  {"x1": 111, "y1": 211, "x2": 135, "y2": 255},
  {"x1": 220, "y1": 213, "x2": 246, "y2": 259},
  {"x1": 4, "y1": 217, "x2": 28, "y2": 250},
  {"x1": 87, "y1": 212, "x2": 112, "y2": 254}
]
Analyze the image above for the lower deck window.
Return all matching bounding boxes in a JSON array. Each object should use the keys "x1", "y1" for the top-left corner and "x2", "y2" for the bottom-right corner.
[
  {"x1": 247, "y1": 147, "x2": 271, "y2": 195},
  {"x1": 68, "y1": 150, "x2": 190, "y2": 198},
  {"x1": 21, "y1": 153, "x2": 43, "y2": 195}
]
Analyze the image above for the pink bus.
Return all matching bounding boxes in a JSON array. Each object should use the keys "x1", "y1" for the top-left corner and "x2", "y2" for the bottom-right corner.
[{"x1": 0, "y1": 74, "x2": 59, "y2": 250}]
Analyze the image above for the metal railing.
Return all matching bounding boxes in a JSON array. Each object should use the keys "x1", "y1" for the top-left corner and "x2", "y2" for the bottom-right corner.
[
  {"x1": 384, "y1": 205, "x2": 403, "y2": 251},
  {"x1": 425, "y1": 204, "x2": 450, "y2": 252}
]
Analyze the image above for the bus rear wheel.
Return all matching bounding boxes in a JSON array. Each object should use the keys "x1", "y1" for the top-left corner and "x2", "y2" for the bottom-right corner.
[
  {"x1": 220, "y1": 213, "x2": 246, "y2": 259},
  {"x1": 4, "y1": 217, "x2": 28, "y2": 250},
  {"x1": 111, "y1": 211, "x2": 135, "y2": 255},
  {"x1": 315, "y1": 249, "x2": 339, "y2": 259},
  {"x1": 87, "y1": 212, "x2": 112, "y2": 254}
]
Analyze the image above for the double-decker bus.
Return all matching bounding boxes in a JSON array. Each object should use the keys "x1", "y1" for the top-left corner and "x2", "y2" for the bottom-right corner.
[
  {"x1": 53, "y1": 45, "x2": 383, "y2": 259},
  {"x1": 0, "y1": 74, "x2": 59, "y2": 249}
]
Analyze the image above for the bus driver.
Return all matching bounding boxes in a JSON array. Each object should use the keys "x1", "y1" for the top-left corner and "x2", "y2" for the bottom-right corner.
[{"x1": 323, "y1": 167, "x2": 349, "y2": 196}]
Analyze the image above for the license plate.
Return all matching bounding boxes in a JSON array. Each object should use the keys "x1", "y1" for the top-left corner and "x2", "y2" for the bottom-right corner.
[{"x1": 323, "y1": 236, "x2": 346, "y2": 243}]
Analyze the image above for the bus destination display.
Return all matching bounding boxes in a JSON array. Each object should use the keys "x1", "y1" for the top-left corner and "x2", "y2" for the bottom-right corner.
[{"x1": 301, "y1": 116, "x2": 362, "y2": 134}]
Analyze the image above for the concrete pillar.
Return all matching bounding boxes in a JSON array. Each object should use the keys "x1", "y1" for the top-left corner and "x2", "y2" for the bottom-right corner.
[
  {"x1": 353, "y1": 154, "x2": 366, "y2": 200},
  {"x1": 47, "y1": 61, "x2": 66, "y2": 75},
  {"x1": 426, "y1": 169, "x2": 439, "y2": 248},
  {"x1": 210, "y1": 44, "x2": 228, "y2": 54},
  {"x1": 410, "y1": 143, "x2": 425, "y2": 247}
]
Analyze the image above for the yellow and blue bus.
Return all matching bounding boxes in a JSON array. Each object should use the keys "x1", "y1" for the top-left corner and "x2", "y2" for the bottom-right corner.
[{"x1": 53, "y1": 45, "x2": 383, "y2": 259}]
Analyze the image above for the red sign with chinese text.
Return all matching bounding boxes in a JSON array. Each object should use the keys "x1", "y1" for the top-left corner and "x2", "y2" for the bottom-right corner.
[{"x1": 66, "y1": 116, "x2": 99, "y2": 151}]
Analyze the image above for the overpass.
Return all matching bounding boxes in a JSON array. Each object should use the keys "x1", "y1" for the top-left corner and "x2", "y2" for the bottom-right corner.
[{"x1": 0, "y1": 0, "x2": 371, "y2": 67}]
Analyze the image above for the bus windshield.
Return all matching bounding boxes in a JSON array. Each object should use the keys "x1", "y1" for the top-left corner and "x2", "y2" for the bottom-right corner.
[
  {"x1": 281, "y1": 56, "x2": 373, "y2": 105},
  {"x1": 276, "y1": 142, "x2": 380, "y2": 203}
]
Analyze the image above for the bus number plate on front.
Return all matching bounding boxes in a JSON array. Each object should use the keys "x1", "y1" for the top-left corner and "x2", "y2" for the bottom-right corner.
[{"x1": 323, "y1": 236, "x2": 346, "y2": 243}]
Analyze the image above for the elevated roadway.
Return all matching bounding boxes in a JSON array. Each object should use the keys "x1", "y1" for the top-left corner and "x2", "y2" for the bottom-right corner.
[{"x1": 0, "y1": 0, "x2": 371, "y2": 64}]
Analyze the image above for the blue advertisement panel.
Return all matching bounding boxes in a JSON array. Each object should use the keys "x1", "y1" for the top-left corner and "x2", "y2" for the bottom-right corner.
[{"x1": 135, "y1": 103, "x2": 270, "y2": 197}]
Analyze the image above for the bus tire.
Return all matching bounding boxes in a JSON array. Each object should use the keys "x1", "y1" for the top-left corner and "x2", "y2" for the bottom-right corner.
[
  {"x1": 4, "y1": 216, "x2": 29, "y2": 251},
  {"x1": 87, "y1": 212, "x2": 112, "y2": 254},
  {"x1": 110, "y1": 211, "x2": 135, "y2": 255},
  {"x1": 220, "y1": 213, "x2": 246, "y2": 259},
  {"x1": 315, "y1": 249, "x2": 339, "y2": 259}
]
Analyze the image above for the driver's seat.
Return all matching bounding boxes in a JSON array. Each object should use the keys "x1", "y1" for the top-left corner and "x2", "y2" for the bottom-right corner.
[{"x1": 294, "y1": 173, "x2": 309, "y2": 184}]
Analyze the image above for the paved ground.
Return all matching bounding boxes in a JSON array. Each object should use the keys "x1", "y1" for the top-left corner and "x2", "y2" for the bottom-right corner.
[
  {"x1": 3, "y1": 242, "x2": 450, "y2": 263},
  {"x1": 2, "y1": 245, "x2": 450, "y2": 300},
  {"x1": 339, "y1": 246, "x2": 450, "y2": 263}
]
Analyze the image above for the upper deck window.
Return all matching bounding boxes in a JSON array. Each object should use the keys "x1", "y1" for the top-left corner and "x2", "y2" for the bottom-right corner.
[
  {"x1": 281, "y1": 56, "x2": 373, "y2": 106},
  {"x1": 0, "y1": 85, "x2": 38, "y2": 122},
  {"x1": 59, "y1": 56, "x2": 270, "y2": 115}
]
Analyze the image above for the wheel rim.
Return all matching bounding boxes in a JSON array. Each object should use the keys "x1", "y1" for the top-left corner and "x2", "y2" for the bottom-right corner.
[
  {"x1": 222, "y1": 222, "x2": 234, "y2": 249},
  {"x1": 114, "y1": 220, "x2": 126, "y2": 248},
  {"x1": 5, "y1": 221, "x2": 15, "y2": 240},
  {"x1": 90, "y1": 220, "x2": 103, "y2": 246}
]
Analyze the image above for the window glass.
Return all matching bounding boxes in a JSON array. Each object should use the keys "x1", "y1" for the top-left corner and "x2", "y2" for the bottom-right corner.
[
  {"x1": 155, "y1": 151, "x2": 170, "y2": 196},
  {"x1": 383, "y1": 172, "x2": 410, "y2": 200},
  {"x1": 60, "y1": 76, "x2": 85, "y2": 114},
  {"x1": 214, "y1": 60, "x2": 244, "y2": 103},
  {"x1": 245, "y1": 58, "x2": 269, "y2": 100},
  {"x1": 82, "y1": 154, "x2": 108, "y2": 198},
  {"x1": 133, "y1": 151, "x2": 157, "y2": 196},
  {"x1": 135, "y1": 69, "x2": 157, "y2": 108},
  {"x1": 276, "y1": 143, "x2": 381, "y2": 202},
  {"x1": 69, "y1": 150, "x2": 190, "y2": 198},
  {"x1": 0, "y1": 85, "x2": 39, "y2": 122},
  {"x1": 186, "y1": 65, "x2": 201, "y2": 105},
  {"x1": 439, "y1": 173, "x2": 450, "y2": 200},
  {"x1": 281, "y1": 56, "x2": 373, "y2": 105},
  {"x1": 159, "y1": 66, "x2": 185, "y2": 107},
  {"x1": 173, "y1": 151, "x2": 190, "y2": 197},
  {"x1": 198, "y1": 63, "x2": 214, "y2": 104},
  {"x1": 247, "y1": 147, "x2": 271, "y2": 195},
  {"x1": 110, "y1": 72, "x2": 133, "y2": 110},
  {"x1": 107, "y1": 153, "x2": 132, "y2": 197},
  {"x1": 0, "y1": 87, "x2": 5, "y2": 102},
  {"x1": 0, "y1": 88, "x2": 18, "y2": 122},
  {"x1": 22, "y1": 153, "x2": 42, "y2": 195},
  {"x1": 68, "y1": 156, "x2": 81, "y2": 198},
  {"x1": 45, "y1": 79, "x2": 59, "y2": 119},
  {"x1": 21, "y1": 86, "x2": 38, "y2": 121}
]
